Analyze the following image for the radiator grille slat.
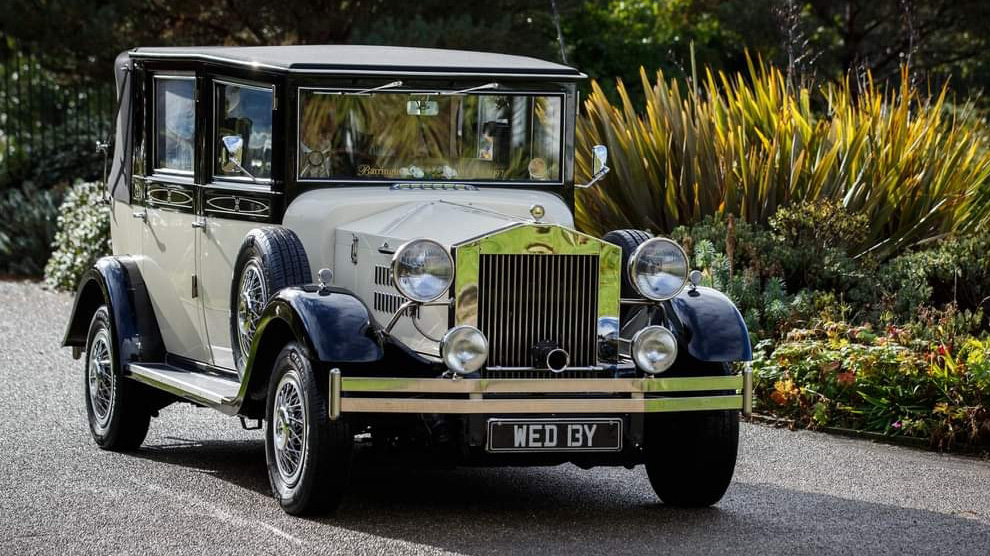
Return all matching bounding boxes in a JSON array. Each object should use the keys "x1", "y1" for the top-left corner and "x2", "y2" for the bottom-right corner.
[{"x1": 478, "y1": 254, "x2": 599, "y2": 371}]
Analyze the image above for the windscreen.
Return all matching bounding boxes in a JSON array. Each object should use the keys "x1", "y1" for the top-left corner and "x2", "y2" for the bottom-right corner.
[{"x1": 297, "y1": 89, "x2": 563, "y2": 182}]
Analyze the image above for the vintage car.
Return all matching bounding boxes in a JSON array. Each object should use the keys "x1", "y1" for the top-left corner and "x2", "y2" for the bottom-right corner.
[{"x1": 63, "y1": 45, "x2": 753, "y2": 515}]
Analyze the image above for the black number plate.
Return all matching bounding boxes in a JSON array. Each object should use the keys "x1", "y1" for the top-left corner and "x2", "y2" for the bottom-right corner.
[{"x1": 486, "y1": 418, "x2": 623, "y2": 453}]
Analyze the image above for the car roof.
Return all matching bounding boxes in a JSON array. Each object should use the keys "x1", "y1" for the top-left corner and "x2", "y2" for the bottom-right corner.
[{"x1": 128, "y1": 45, "x2": 586, "y2": 79}]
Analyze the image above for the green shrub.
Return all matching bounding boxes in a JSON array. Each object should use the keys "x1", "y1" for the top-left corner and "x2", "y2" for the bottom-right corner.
[
  {"x1": 0, "y1": 184, "x2": 61, "y2": 277},
  {"x1": 877, "y1": 233, "x2": 990, "y2": 321},
  {"x1": 44, "y1": 181, "x2": 110, "y2": 292},
  {"x1": 576, "y1": 60, "x2": 990, "y2": 260}
]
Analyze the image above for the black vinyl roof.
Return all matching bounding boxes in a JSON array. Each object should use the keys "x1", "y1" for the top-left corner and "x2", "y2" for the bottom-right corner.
[{"x1": 128, "y1": 45, "x2": 585, "y2": 79}]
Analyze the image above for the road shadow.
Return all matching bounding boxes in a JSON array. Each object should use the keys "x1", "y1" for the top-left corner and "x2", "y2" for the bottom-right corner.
[
  {"x1": 131, "y1": 438, "x2": 990, "y2": 554},
  {"x1": 327, "y1": 465, "x2": 990, "y2": 554},
  {"x1": 135, "y1": 437, "x2": 271, "y2": 496}
]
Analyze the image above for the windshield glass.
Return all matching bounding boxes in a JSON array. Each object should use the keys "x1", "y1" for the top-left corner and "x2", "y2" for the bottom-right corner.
[{"x1": 297, "y1": 89, "x2": 563, "y2": 182}]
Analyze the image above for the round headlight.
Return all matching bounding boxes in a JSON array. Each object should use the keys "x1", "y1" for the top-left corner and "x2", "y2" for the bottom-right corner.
[
  {"x1": 440, "y1": 325, "x2": 489, "y2": 375},
  {"x1": 631, "y1": 325, "x2": 678, "y2": 374},
  {"x1": 628, "y1": 238, "x2": 689, "y2": 301},
  {"x1": 391, "y1": 239, "x2": 454, "y2": 302}
]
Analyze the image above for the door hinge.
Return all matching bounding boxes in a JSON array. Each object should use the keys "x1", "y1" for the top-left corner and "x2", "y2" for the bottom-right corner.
[{"x1": 191, "y1": 274, "x2": 198, "y2": 298}]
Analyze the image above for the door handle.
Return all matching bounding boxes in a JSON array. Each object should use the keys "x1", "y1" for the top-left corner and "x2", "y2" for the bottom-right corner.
[
  {"x1": 132, "y1": 210, "x2": 147, "y2": 221},
  {"x1": 191, "y1": 218, "x2": 207, "y2": 229}
]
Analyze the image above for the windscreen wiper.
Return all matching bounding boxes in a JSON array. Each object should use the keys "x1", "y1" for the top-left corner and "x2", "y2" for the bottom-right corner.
[
  {"x1": 351, "y1": 80, "x2": 404, "y2": 95},
  {"x1": 438, "y1": 82, "x2": 500, "y2": 95}
]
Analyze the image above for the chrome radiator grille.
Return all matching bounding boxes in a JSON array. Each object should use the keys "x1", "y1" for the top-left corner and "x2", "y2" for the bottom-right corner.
[{"x1": 477, "y1": 253, "x2": 599, "y2": 369}]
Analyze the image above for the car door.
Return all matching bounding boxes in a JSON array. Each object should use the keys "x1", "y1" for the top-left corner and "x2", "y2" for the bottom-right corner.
[
  {"x1": 139, "y1": 72, "x2": 212, "y2": 364},
  {"x1": 200, "y1": 78, "x2": 278, "y2": 371}
]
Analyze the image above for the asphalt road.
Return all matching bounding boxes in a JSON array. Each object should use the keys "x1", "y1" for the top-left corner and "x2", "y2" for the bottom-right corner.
[{"x1": 1, "y1": 280, "x2": 989, "y2": 555}]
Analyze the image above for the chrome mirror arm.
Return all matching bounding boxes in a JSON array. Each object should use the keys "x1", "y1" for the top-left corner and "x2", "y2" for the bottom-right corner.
[{"x1": 575, "y1": 165, "x2": 610, "y2": 189}]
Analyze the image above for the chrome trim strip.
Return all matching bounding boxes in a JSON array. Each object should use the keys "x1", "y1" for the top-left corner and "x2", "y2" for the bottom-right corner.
[
  {"x1": 339, "y1": 395, "x2": 743, "y2": 414},
  {"x1": 329, "y1": 368, "x2": 342, "y2": 421},
  {"x1": 341, "y1": 375, "x2": 743, "y2": 394},
  {"x1": 743, "y1": 364, "x2": 753, "y2": 417},
  {"x1": 289, "y1": 69, "x2": 588, "y2": 79}
]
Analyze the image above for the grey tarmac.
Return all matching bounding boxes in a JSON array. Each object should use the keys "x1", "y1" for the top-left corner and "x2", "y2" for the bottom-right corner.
[{"x1": 1, "y1": 280, "x2": 988, "y2": 555}]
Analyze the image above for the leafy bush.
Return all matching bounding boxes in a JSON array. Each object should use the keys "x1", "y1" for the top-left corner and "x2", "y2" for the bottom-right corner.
[
  {"x1": 674, "y1": 206, "x2": 874, "y2": 339},
  {"x1": 575, "y1": 60, "x2": 990, "y2": 260},
  {"x1": 44, "y1": 181, "x2": 110, "y2": 291},
  {"x1": 0, "y1": 184, "x2": 61, "y2": 277},
  {"x1": 876, "y1": 233, "x2": 990, "y2": 321},
  {"x1": 753, "y1": 321, "x2": 990, "y2": 450}
]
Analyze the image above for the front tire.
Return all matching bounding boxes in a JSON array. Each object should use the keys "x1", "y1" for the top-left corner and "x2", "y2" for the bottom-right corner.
[
  {"x1": 84, "y1": 306, "x2": 151, "y2": 450},
  {"x1": 644, "y1": 409, "x2": 739, "y2": 507},
  {"x1": 265, "y1": 342, "x2": 352, "y2": 515}
]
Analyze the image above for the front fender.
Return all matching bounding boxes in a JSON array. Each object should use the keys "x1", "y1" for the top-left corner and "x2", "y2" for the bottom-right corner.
[
  {"x1": 668, "y1": 286, "x2": 752, "y2": 362},
  {"x1": 62, "y1": 256, "x2": 164, "y2": 368},
  {"x1": 248, "y1": 286, "x2": 384, "y2": 371}
]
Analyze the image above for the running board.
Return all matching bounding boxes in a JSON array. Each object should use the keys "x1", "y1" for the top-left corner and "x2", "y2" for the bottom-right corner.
[{"x1": 128, "y1": 363, "x2": 240, "y2": 409}]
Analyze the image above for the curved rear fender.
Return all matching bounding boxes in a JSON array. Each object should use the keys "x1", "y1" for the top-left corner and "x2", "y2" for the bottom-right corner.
[
  {"x1": 62, "y1": 257, "x2": 164, "y2": 367},
  {"x1": 239, "y1": 287, "x2": 384, "y2": 415},
  {"x1": 668, "y1": 286, "x2": 752, "y2": 362}
]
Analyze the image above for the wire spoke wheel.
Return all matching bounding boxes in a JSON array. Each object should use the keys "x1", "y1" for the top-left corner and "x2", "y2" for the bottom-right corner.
[
  {"x1": 272, "y1": 370, "x2": 307, "y2": 487},
  {"x1": 87, "y1": 328, "x2": 115, "y2": 430},
  {"x1": 236, "y1": 259, "x2": 267, "y2": 358}
]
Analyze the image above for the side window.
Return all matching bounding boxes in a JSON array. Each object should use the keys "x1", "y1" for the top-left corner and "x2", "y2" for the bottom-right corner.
[
  {"x1": 132, "y1": 72, "x2": 146, "y2": 177},
  {"x1": 154, "y1": 76, "x2": 196, "y2": 173},
  {"x1": 214, "y1": 81, "x2": 273, "y2": 181}
]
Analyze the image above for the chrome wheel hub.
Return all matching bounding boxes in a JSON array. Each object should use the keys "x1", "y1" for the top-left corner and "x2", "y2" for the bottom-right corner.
[
  {"x1": 237, "y1": 260, "x2": 267, "y2": 357},
  {"x1": 272, "y1": 371, "x2": 306, "y2": 486},
  {"x1": 87, "y1": 329, "x2": 115, "y2": 429}
]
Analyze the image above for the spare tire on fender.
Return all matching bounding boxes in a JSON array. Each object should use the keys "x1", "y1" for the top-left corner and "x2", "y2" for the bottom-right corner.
[{"x1": 231, "y1": 227, "x2": 311, "y2": 373}]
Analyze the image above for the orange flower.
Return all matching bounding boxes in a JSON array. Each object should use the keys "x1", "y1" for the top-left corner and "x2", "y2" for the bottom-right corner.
[{"x1": 770, "y1": 390, "x2": 789, "y2": 406}]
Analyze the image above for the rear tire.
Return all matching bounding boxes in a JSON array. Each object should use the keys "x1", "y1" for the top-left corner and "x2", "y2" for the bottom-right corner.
[
  {"x1": 84, "y1": 306, "x2": 151, "y2": 451},
  {"x1": 265, "y1": 342, "x2": 352, "y2": 515},
  {"x1": 231, "y1": 227, "x2": 311, "y2": 373},
  {"x1": 644, "y1": 409, "x2": 739, "y2": 507}
]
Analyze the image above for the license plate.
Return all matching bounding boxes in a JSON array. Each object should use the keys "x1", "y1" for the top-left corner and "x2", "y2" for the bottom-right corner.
[{"x1": 486, "y1": 418, "x2": 623, "y2": 453}]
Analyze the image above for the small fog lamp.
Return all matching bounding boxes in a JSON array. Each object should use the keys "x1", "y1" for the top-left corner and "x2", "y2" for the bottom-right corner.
[
  {"x1": 440, "y1": 326, "x2": 488, "y2": 375},
  {"x1": 631, "y1": 325, "x2": 678, "y2": 375}
]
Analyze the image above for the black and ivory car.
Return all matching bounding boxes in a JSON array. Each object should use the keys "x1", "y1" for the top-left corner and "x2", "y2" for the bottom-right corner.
[{"x1": 64, "y1": 45, "x2": 753, "y2": 515}]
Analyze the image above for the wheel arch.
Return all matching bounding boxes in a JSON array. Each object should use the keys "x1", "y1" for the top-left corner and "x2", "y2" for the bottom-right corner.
[
  {"x1": 62, "y1": 257, "x2": 165, "y2": 368},
  {"x1": 667, "y1": 286, "x2": 752, "y2": 362},
  {"x1": 237, "y1": 287, "x2": 384, "y2": 418}
]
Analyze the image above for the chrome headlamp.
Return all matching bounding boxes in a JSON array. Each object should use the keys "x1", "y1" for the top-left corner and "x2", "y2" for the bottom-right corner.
[
  {"x1": 627, "y1": 238, "x2": 689, "y2": 301},
  {"x1": 631, "y1": 325, "x2": 678, "y2": 374},
  {"x1": 440, "y1": 325, "x2": 489, "y2": 375},
  {"x1": 391, "y1": 239, "x2": 454, "y2": 302}
]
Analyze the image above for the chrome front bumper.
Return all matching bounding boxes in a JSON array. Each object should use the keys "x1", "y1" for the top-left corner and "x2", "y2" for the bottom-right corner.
[{"x1": 328, "y1": 368, "x2": 753, "y2": 419}]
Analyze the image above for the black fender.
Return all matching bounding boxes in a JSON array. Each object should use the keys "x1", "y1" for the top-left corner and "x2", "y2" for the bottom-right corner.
[
  {"x1": 667, "y1": 286, "x2": 752, "y2": 362},
  {"x1": 239, "y1": 285, "x2": 384, "y2": 413},
  {"x1": 62, "y1": 256, "x2": 165, "y2": 368}
]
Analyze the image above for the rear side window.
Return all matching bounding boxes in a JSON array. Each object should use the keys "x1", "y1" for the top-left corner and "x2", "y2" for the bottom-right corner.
[
  {"x1": 154, "y1": 76, "x2": 196, "y2": 172},
  {"x1": 214, "y1": 81, "x2": 274, "y2": 181}
]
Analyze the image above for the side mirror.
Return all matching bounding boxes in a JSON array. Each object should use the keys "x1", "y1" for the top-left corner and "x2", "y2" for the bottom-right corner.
[
  {"x1": 576, "y1": 144, "x2": 610, "y2": 190},
  {"x1": 221, "y1": 135, "x2": 244, "y2": 173},
  {"x1": 592, "y1": 145, "x2": 608, "y2": 175}
]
